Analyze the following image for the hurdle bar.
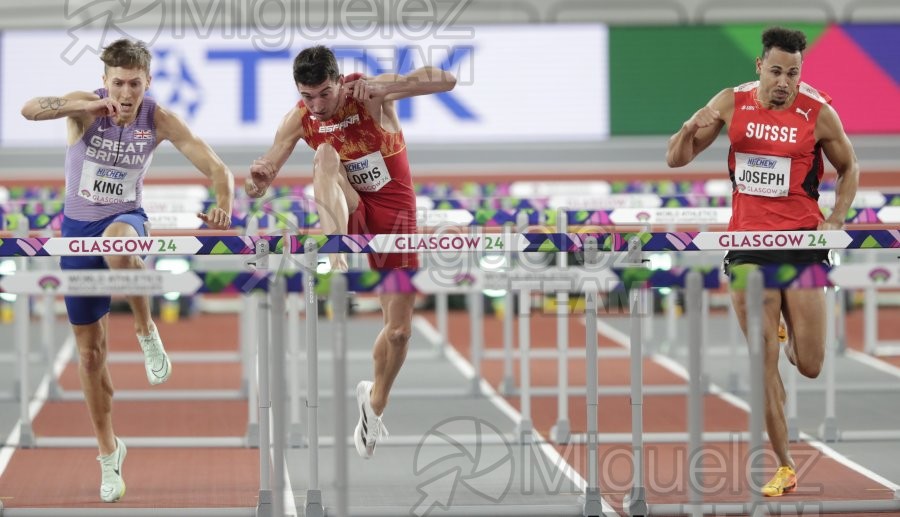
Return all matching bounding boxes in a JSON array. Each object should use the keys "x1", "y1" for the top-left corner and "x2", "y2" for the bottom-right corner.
[
  {"x1": 0, "y1": 229, "x2": 896, "y2": 258},
  {"x1": 9, "y1": 189, "x2": 899, "y2": 233}
]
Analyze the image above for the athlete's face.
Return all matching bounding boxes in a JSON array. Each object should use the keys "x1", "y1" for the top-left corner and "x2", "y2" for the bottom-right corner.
[
  {"x1": 756, "y1": 47, "x2": 801, "y2": 108},
  {"x1": 298, "y1": 77, "x2": 342, "y2": 121},
  {"x1": 103, "y1": 66, "x2": 150, "y2": 125}
]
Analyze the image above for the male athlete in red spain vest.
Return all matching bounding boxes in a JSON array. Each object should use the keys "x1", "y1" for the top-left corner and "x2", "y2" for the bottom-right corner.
[
  {"x1": 246, "y1": 46, "x2": 457, "y2": 461},
  {"x1": 666, "y1": 27, "x2": 858, "y2": 498},
  {"x1": 298, "y1": 70, "x2": 418, "y2": 269}
]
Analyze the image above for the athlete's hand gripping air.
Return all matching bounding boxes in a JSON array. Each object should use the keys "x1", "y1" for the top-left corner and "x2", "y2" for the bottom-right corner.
[
  {"x1": 685, "y1": 105, "x2": 722, "y2": 132},
  {"x1": 246, "y1": 157, "x2": 277, "y2": 198}
]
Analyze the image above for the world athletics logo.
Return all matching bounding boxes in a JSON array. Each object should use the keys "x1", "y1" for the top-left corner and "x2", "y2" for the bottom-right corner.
[
  {"x1": 868, "y1": 267, "x2": 892, "y2": 284},
  {"x1": 38, "y1": 275, "x2": 62, "y2": 291}
]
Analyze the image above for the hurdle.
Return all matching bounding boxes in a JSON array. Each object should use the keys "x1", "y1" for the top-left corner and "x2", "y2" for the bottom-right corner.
[
  {"x1": 2, "y1": 228, "x2": 897, "y2": 516},
  {"x1": 0, "y1": 268, "x2": 272, "y2": 515}
]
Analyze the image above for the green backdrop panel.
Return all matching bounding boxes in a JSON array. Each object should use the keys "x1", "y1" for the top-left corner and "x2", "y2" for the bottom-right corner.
[{"x1": 610, "y1": 24, "x2": 826, "y2": 135}]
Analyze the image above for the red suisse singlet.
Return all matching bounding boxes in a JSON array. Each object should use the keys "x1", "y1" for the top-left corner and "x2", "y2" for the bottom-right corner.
[
  {"x1": 727, "y1": 81, "x2": 830, "y2": 231},
  {"x1": 298, "y1": 73, "x2": 417, "y2": 234}
]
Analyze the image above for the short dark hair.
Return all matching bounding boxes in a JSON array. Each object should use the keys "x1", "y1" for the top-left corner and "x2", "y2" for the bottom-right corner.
[
  {"x1": 101, "y1": 39, "x2": 152, "y2": 73},
  {"x1": 761, "y1": 27, "x2": 807, "y2": 57},
  {"x1": 293, "y1": 46, "x2": 340, "y2": 86}
]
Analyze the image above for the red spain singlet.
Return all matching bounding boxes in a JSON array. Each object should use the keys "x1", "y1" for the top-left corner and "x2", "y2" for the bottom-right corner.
[
  {"x1": 727, "y1": 81, "x2": 831, "y2": 231},
  {"x1": 299, "y1": 73, "x2": 418, "y2": 269}
]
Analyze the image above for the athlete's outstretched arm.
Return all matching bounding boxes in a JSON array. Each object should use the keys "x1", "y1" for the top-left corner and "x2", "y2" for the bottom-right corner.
[
  {"x1": 816, "y1": 104, "x2": 859, "y2": 229},
  {"x1": 346, "y1": 67, "x2": 457, "y2": 103},
  {"x1": 156, "y1": 106, "x2": 234, "y2": 230},
  {"x1": 20, "y1": 91, "x2": 108, "y2": 121},
  {"x1": 245, "y1": 107, "x2": 306, "y2": 198},
  {"x1": 667, "y1": 88, "x2": 731, "y2": 167}
]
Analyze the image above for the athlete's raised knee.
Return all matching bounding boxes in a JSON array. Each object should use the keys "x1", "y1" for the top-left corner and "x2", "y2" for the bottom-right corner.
[
  {"x1": 313, "y1": 143, "x2": 341, "y2": 175},
  {"x1": 797, "y1": 356, "x2": 823, "y2": 379},
  {"x1": 104, "y1": 254, "x2": 140, "y2": 270}
]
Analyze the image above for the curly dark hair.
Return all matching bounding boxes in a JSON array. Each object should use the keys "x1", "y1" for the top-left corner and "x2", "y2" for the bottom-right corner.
[
  {"x1": 761, "y1": 27, "x2": 807, "y2": 57},
  {"x1": 293, "y1": 45, "x2": 341, "y2": 86},
  {"x1": 100, "y1": 39, "x2": 152, "y2": 73}
]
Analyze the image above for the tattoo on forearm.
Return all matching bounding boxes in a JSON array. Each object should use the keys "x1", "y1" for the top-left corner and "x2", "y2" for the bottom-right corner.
[{"x1": 35, "y1": 97, "x2": 68, "y2": 119}]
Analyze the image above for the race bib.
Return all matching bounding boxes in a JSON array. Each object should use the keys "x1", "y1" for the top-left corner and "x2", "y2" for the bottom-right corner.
[
  {"x1": 78, "y1": 161, "x2": 139, "y2": 205},
  {"x1": 343, "y1": 151, "x2": 391, "y2": 193},
  {"x1": 734, "y1": 152, "x2": 791, "y2": 198}
]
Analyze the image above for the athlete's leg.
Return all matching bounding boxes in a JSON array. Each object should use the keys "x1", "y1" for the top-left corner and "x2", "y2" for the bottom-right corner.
[
  {"x1": 103, "y1": 218, "x2": 171, "y2": 385},
  {"x1": 781, "y1": 289, "x2": 826, "y2": 379},
  {"x1": 73, "y1": 316, "x2": 117, "y2": 455},
  {"x1": 369, "y1": 292, "x2": 416, "y2": 415},
  {"x1": 311, "y1": 143, "x2": 360, "y2": 271},
  {"x1": 102, "y1": 221, "x2": 152, "y2": 336},
  {"x1": 731, "y1": 283, "x2": 794, "y2": 469}
]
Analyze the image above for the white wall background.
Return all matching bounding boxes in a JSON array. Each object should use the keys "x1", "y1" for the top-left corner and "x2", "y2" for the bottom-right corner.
[{"x1": 1, "y1": 25, "x2": 608, "y2": 146}]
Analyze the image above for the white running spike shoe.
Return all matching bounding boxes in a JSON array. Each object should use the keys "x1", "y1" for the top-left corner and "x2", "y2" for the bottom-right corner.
[
  {"x1": 98, "y1": 437, "x2": 127, "y2": 502},
  {"x1": 138, "y1": 324, "x2": 171, "y2": 385},
  {"x1": 353, "y1": 380, "x2": 389, "y2": 459}
]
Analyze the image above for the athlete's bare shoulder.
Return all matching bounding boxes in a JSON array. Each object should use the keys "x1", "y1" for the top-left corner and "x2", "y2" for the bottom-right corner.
[{"x1": 708, "y1": 87, "x2": 736, "y2": 127}]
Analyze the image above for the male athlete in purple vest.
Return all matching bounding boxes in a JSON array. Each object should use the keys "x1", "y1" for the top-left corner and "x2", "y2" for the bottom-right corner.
[{"x1": 21, "y1": 38, "x2": 234, "y2": 503}]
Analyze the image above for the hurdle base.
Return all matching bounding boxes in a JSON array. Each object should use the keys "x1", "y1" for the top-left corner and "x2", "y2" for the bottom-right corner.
[
  {"x1": 47, "y1": 379, "x2": 64, "y2": 400},
  {"x1": 551, "y1": 420, "x2": 571, "y2": 444},
  {"x1": 305, "y1": 489, "x2": 324, "y2": 517},
  {"x1": 582, "y1": 487, "x2": 606, "y2": 517},
  {"x1": 257, "y1": 489, "x2": 273, "y2": 517},
  {"x1": 787, "y1": 418, "x2": 800, "y2": 442},
  {"x1": 18, "y1": 423, "x2": 35, "y2": 448},
  {"x1": 246, "y1": 423, "x2": 260, "y2": 448},
  {"x1": 624, "y1": 486, "x2": 647, "y2": 517},
  {"x1": 289, "y1": 425, "x2": 308, "y2": 448},
  {"x1": 818, "y1": 417, "x2": 840, "y2": 442},
  {"x1": 726, "y1": 372, "x2": 742, "y2": 394},
  {"x1": 499, "y1": 376, "x2": 516, "y2": 396},
  {"x1": 516, "y1": 420, "x2": 533, "y2": 444}
]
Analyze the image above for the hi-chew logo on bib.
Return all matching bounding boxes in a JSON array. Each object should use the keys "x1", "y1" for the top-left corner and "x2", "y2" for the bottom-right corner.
[
  {"x1": 734, "y1": 152, "x2": 790, "y2": 198},
  {"x1": 343, "y1": 151, "x2": 391, "y2": 193},
  {"x1": 78, "y1": 161, "x2": 139, "y2": 204}
]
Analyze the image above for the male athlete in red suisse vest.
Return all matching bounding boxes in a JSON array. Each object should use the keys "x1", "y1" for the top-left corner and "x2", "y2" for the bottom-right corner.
[
  {"x1": 666, "y1": 27, "x2": 859, "y2": 498},
  {"x1": 245, "y1": 46, "x2": 457, "y2": 461}
]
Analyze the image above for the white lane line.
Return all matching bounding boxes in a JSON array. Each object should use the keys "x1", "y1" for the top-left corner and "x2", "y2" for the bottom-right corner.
[
  {"x1": 845, "y1": 348, "x2": 900, "y2": 379},
  {"x1": 413, "y1": 315, "x2": 621, "y2": 517},
  {"x1": 800, "y1": 434, "x2": 900, "y2": 492}
]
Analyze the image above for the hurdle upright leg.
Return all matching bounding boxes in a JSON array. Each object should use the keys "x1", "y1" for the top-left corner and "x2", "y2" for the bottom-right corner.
[
  {"x1": 15, "y1": 254, "x2": 34, "y2": 447},
  {"x1": 516, "y1": 287, "x2": 533, "y2": 441},
  {"x1": 819, "y1": 287, "x2": 839, "y2": 442},
  {"x1": 583, "y1": 289, "x2": 604, "y2": 517},
  {"x1": 256, "y1": 286, "x2": 273, "y2": 517},
  {"x1": 685, "y1": 272, "x2": 703, "y2": 517},
  {"x1": 331, "y1": 273, "x2": 350, "y2": 517},
  {"x1": 304, "y1": 241, "x2": 324, "y2": 517},
  {"x1": 552, "y1": 207, "x2": 570, "y2": 443},
  {"x1": 746, "y1": 269, "x2": 766, "y2": 516},
  {"x1": 625, "y1": 286, "x2": 648, "y2": 517},
  {"x1": 270, "y1": 277, "x2": 288, "y2": 517}
]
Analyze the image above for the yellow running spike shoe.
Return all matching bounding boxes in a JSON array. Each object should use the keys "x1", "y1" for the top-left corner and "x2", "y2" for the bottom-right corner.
[{"x1": 762, "y1": 466, "x2": 797, "y2": 497}]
